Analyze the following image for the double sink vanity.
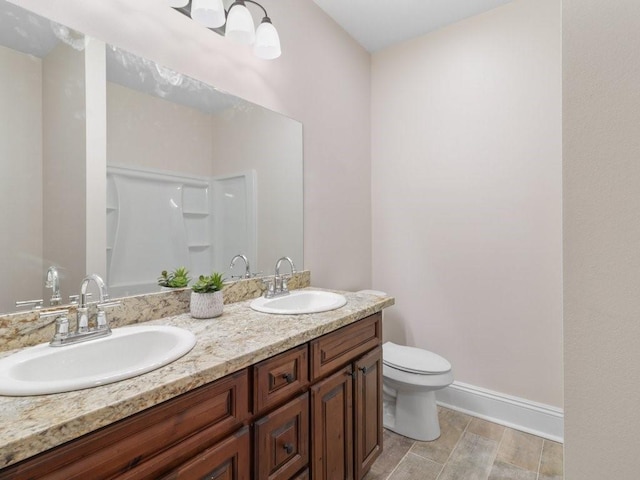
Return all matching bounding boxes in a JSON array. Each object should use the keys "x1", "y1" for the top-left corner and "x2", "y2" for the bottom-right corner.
[{"x1": 0, "y1": 277, "x2": 393, "y2": 479}]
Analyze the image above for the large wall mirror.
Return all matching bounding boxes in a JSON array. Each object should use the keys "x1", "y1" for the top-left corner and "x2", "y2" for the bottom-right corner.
[{"x1": 0, "y1": 0, "x2": 303, "y2": 314}]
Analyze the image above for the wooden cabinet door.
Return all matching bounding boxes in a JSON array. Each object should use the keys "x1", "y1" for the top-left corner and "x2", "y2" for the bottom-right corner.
[
  {"x1": 354, "y1": 346, "x2": 383, "y2": 480},
  {"x1": 159, "y1": 427, "x2": 250, "y2": 480},
  {"x1": 310, "y1": 365, "x2": 354, "y2": 480},
  {"x1": 254, "y1": 393, "x2": 309, "y2": 480}
]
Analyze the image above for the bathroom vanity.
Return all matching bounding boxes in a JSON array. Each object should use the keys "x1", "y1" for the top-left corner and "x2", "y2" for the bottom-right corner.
[{"x1": 0, "y1": 289, "x2": 393, "y2": 479}]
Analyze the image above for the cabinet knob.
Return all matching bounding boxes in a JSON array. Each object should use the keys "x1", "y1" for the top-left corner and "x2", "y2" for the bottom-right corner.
[
  {"x1": 282, "y1": 373, "x2": 294, "y2": 383},
  {"x1": 283, "y1": 443, "x2": 294, "y2": 454}
]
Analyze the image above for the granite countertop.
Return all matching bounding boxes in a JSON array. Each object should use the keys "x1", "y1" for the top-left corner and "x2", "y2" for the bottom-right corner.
[{"x1": 0, "y1": 288, "x2": 394, "y2": 469}]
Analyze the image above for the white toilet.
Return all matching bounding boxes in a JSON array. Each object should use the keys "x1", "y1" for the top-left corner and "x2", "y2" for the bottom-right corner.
[
  {"x1": 358, "y1": 290, "x2": 454, "y2": 442},
  {"x1": 383, "y1": 342, "x2": 454, "y2": 441}
]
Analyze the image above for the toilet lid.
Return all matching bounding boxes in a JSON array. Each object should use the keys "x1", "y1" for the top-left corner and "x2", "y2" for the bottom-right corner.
[{"x1": 383, "y1": 342, "x2": 451, "y2": 374}]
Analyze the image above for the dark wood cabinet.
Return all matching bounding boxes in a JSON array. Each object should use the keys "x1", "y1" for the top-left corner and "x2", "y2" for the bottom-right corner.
[
  {"x1": 354, "y1": 346, "x2": 383, "y2": 480},
  {"x1": 254, "y1": 393, "x2": 309, "y2": 480},
  {"x1": 311, "y1": 366, "x2": 354, "y2": 480},
  {"x1": 160, "y1": 427, "x2": 251, "y2": 480},
  {"x1": 254, "y1": 344, "x2": 309, "y2": 414},
  {"x1": 310, "y1": 315, "x2": 383, "y2": 480},
  {"x1": 0, "y1": 369, "x2": 250, "y2": 480},
  {"x1": 0, "y1": 312, "x2": 383, "y2": 480}
]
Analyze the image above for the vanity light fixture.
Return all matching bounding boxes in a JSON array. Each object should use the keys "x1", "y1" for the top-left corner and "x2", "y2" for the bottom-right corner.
[{"x1": 169, "y1": 0, "x2": 281, "y2": 60}]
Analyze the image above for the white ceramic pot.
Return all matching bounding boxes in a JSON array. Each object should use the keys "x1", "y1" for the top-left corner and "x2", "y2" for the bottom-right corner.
[{"x1": 190, "y1": 290, "x2": 223, "y2": 319}]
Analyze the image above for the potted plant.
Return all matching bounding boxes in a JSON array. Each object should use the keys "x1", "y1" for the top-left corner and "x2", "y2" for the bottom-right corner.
[
  {"x1": 158, "y1": 267, "x2": 191, "y2": 291},
  {"x1": 190, "y1": 272, "x2": 225, "y2": 319}
]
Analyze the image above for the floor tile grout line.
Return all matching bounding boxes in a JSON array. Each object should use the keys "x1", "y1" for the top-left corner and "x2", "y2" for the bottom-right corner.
[
  {"x1": 493, "y1": 426, "x2": 507, "y2": 467},
  {"x1": 484, "y1": 424, "x2": 506, "y2": 479},
  {"x1": 434, "y1": 415, "x2": 472, "y2": 479},
  {"x1": 384, "y1": 442, "x2": 416, "y2": 480},
  {"x1": 535, "y1": 439, "x2": 546, "y2": 480},
  {"x1": 433, "y1": 456, "x2": 446, "y2": 480}
]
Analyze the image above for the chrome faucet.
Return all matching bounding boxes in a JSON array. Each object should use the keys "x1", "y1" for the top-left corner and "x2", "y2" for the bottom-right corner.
[
  {"x1": 49, "y1": 273, "x2": 120, "y2": 346},
  {"x1": 264, "y1": 257, "x2": 296, "y2": 298},
  {"x1": 78, "y1": 274, "x2": 108, "y2": 333},
  {"x1": 45, "y1": 266, "x2": 62, "y2": 306},
  {"x1": 230, "y1": 254, "x2": 252, "y2": 279}
]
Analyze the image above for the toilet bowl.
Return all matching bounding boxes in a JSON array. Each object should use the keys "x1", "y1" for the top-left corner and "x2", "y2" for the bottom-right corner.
[
  {"x1": 382, "y1": 342, "x2": 453, "y2": 441},
  {"x1": 357, "y1": 290, "x2": 454, "y2": 442}
]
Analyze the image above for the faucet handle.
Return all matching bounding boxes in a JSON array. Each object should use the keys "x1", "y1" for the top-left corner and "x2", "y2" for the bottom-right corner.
[
  {"x1": 261, "y1": 277, "x2": 276, "y2": 297},
  {"x1": 97, "y1": 300, "x2": 120, "y2": 310},
  {"x1": 96, "y1": 301, "x2": 119, "y2": 330},
  {"x1": 39, "y1": 308, "x2": 70, "y2": 319},
  {"x1": 281, "y1": 276, "x2": 290, "y2": 293},
  {"x1": 69, "y1": 293, "x2": 92, "y2": 305},
  {"x1": 40, "y1": 309, "x2": 70, "y2": 344},
  {"x1": 15, "y1": 299, "x2": 43, "y2": 310}
]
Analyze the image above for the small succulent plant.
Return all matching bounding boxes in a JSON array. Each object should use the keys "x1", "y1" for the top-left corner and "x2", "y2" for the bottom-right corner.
[
  {"x1": 191, "y1": 272, "x2": 225, "y2": 294},
  {"x1": 157, "y1": 267, "x2": 191, "y2": 288}
]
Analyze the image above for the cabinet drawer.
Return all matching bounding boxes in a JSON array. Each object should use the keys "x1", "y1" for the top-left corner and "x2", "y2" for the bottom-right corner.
[
  {"x1": 159, "y1": 426, "x2": 250, "y2": 480},
  {"x1": 254, "y1": 392, "x2": 310, "y2": 480},
  {"x1": 253, "y1": 344, "x2": 309, "y2": 414},
  {"x1": 0, "y1": 369, "x2": 250, "y2": 480},
  {"x1": 310, "y1": 313, "x2": 382, "y2": 381}
]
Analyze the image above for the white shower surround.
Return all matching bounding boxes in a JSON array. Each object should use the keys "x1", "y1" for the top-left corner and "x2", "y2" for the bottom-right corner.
[{"x1": 106, "y1": 165, "x2": 256, "y2": 297}]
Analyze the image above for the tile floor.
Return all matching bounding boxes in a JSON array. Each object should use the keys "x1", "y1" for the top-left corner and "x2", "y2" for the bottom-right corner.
[{"x1": 365, "y1": 407, "x2": 563, "y2": 480}]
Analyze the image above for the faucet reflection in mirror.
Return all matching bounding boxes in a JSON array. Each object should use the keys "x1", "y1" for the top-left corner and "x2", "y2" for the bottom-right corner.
[{"x1": 169, "y1": 0, "x2": 282, "y2": 60}]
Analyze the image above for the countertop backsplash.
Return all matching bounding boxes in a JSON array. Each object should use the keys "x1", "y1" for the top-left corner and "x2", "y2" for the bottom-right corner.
[{"x1": 0, "y1": 271, "x2": 311, "y2": 353}]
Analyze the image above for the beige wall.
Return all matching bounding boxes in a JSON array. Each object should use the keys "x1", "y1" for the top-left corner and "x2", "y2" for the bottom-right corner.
[
  {"x1": 211, "y1": 106, "x2": 304, "y2": 274},
  {"x1": 0, "y1": 46, "x2": 43, "y2": 313},
  {"x1": 85, "y1": 38, "x2": 108, "y2": 279},
  {"x1": 14, "y1": 0, "x2": 372, "y2": 292},
  {"x1": 564, "y1": 0, "x2": 640, "y2": 476},
  {"x1": 107, "y1": 82, "x2": 214, "y2": 176},
  {"x1": 372, "y1": 0, "x2": 563, "y2": 407},
  {"x1": 42, "y1": 41, "x2": 87, "y2": 301}
]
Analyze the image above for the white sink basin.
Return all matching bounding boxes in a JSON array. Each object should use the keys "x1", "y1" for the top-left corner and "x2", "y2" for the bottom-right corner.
[
  {"x1": 250, "y1": 290, "x2": 347, "y2": 315},
  {"x1": 0, "y1": 325, "x2": 196, "y2": 396}
]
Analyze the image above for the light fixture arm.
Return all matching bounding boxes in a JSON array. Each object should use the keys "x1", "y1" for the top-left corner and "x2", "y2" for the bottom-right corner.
[{"x1": 236, "y1": 0, "x2": 269, "y2": 20}]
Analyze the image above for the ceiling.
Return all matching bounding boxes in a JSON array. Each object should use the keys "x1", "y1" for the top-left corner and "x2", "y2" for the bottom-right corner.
[{"x1": 312, "y1": 0, "x2": 517, "y2": 52}]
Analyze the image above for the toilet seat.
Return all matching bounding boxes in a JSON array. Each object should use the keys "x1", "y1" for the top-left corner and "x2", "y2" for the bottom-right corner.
[{"x1": 383, "y1": 342, "x2": 451, "y2": 375}]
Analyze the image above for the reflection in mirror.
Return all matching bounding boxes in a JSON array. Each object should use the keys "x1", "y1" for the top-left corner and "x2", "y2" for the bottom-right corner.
[
  {"x1": 0, "y1": 0, "x2": 88, "y2": 314},
  {"x1": 0, "y1": 0, "x2": 303, "y2": 314},
  {"x1": 104, "y1": 46, "x2": 303, "y2": 297}
]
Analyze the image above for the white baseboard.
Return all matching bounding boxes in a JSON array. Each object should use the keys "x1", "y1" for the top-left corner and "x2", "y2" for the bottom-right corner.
[{"x1": 435, "y1": 381, "x2": 564, "y2": 443}]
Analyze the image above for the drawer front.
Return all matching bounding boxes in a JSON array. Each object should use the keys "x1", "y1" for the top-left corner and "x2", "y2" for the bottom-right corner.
[
  {"x1": 254, "y1": 393, "x2": 310, "y2": 480},
  {"x1": 310, "y1": 313, "x2": 382, "y2": 381},
  {"x1": 253, "y1": 344, "x2": 309, "y2": 414},
  {"x1": 159, "y1": 427, "x2": 250, "y2": 480},
  {"x1": 0, "y1": 370, "x2": 250, "y2": 480}
]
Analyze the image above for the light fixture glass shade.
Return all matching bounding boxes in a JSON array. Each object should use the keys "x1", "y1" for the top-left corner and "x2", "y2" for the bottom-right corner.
[
  {"x1": 253, "y1": 19, "x2": 281, "y2": 59},
  {"x1": 225, "y1": 2, "x2": 256, "y2": 44},
  {"x1": 167, "y1": 0, "x2": 189, "y2": 7},
  {"x1": 191, "y1": 0, "x2": 226, "y2": 29}
]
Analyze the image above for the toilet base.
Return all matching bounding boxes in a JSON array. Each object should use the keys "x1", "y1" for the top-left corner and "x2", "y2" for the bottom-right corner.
[{"x1": 383, "y1": 389, "x2": 441, "y2": 441}]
